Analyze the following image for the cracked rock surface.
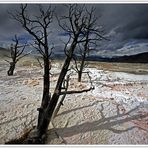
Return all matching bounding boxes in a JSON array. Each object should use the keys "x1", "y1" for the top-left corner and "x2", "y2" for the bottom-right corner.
[{"x1": 0, "y1": 60, "x2": 148, "y2": 144}]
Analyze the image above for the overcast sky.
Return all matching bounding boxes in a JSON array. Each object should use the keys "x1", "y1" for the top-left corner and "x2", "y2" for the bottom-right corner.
[{"x1": 0, "y1": 4, "x2": 148, "y2": 57}]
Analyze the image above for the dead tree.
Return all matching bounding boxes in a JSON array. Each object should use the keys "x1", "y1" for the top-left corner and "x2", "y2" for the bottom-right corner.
[
  {"x1": 9, "y1": 4, "x2": 54, "y2": 141},
  {"x1": 27, "y1": 4, "x2": 94, "y2": 143},
  {"x1": 10, "y1": 4, "x2": 96, "y2": 143},
  {"x1": 73, "y1": 43, "x2": 91, "y2": 82},
  {"x1": 33, "y1": 4, "x2": 96, "y2": 142},
  {"x1": 73, "y1": 7, "x2": 109, "y2": 82},
  {"x1": 5, "y1": 35, "x2": 28, "y2": 76}
]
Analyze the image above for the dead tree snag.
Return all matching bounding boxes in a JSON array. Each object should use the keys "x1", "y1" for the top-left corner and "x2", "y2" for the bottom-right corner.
[{"x1": 5, "y1": 35, "x2": 28, "y2": 76}]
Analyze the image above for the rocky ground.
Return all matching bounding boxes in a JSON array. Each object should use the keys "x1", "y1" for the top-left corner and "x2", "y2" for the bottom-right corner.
[{"x1": 0, "y1": 60, "x2": 148, "y2": 144}]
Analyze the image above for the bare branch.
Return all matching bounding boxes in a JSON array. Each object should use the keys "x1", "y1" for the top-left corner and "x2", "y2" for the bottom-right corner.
[
  {"x1": 48, "y1": 44, "x2": 54, "y2": 58},
  {"x1": 9, "y1": 4, "x2": 54, "y2": 49},
  {"x1": 60, "y1": 86, "x2": 94, "y2": 95},
  {"x1": 16, "y1": 50, "x2": 32, "y2": 62},
  {"x1": 72, "y1": 55, "x2": 79, "y2": 72},
  {"x1": 4, "y1": 59, "x2": 11, "y2": 63},
  {"x1": 16, "y1": 43, "x2": 27, "y2": 57},
  {"x1": 3, "y1": 54, "x2": 11, "y2": 59},
  {"x1": 36, "y1": 57, "x2": 43, "y2": 68}
]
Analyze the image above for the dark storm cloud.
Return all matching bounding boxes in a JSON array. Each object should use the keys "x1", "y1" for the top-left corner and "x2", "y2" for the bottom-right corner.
[
  {"x1": 95, "y1": 4, "x2": 148, "y2": 56},
  {"x1": 0, "y1": 4, "x2": 148, "y2": 56}
]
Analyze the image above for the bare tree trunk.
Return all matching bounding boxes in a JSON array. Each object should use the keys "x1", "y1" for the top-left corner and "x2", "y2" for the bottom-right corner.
[
  {"x1": 78, "y1": 71, "x2": 82, "y2": 82},
  {"x1": 25, "y1": 56, "x2": 51, "y2": 144},
  {"x1": 52, "y1": 77, "x2": 68, "y2": 119},
  {"x1": 78, "y1": 52, "x2": 86, "y2": 82},
  {"x1": 36, "y1": 58, "x2": 43, "y2": 68},
  {"x1": 37, "y1": 56, "x2": 50, "y2": 130},
  {"x1": 7, "y1": 62, "x2": 16, "y2": 76},
  {"x1": 37, "y1": 41, "x2": 77, "y2": 137},
  {"x1": 52, "y1": 95, "x2": 65, "y2": 119}
]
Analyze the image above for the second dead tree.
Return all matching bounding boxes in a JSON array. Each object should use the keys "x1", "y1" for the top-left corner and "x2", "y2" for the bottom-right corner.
[
  {"x1": 5, "y1": 35, "x2": 28, "y2": 76},
  {"x1": 73, "y1": 7, "x2": 109, "y2": 82}
]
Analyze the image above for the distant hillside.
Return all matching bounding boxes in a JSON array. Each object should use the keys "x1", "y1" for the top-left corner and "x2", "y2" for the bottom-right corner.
[
  {"x1": 0, "y1": 47, "x2": 9, "y2": 57},
  {"x1": 109, "y1": 52, "x2": 148, "y2": 63},
  {"x1": 51, "y1": 52, "x2": 148, "y2": 63},
  {"x1": 0, "y1": 47, "x2": 9, "y2": 51},
  {"x1": 1, "y1": 46, "x2": 147, "y2": 63},
  {"x1": 87, "y1": 52, "x2": 148, "y2": 63}
]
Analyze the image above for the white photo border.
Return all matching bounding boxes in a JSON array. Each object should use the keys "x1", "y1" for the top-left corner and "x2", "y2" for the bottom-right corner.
[{"x1": 0, "y1": 1, "x2": 147, "y2": 148}]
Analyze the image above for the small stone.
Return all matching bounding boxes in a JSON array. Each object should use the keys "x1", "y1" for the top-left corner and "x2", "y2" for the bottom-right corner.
[{"x1": 82, "y1": 98, "x2": 85, "y2": 100}]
